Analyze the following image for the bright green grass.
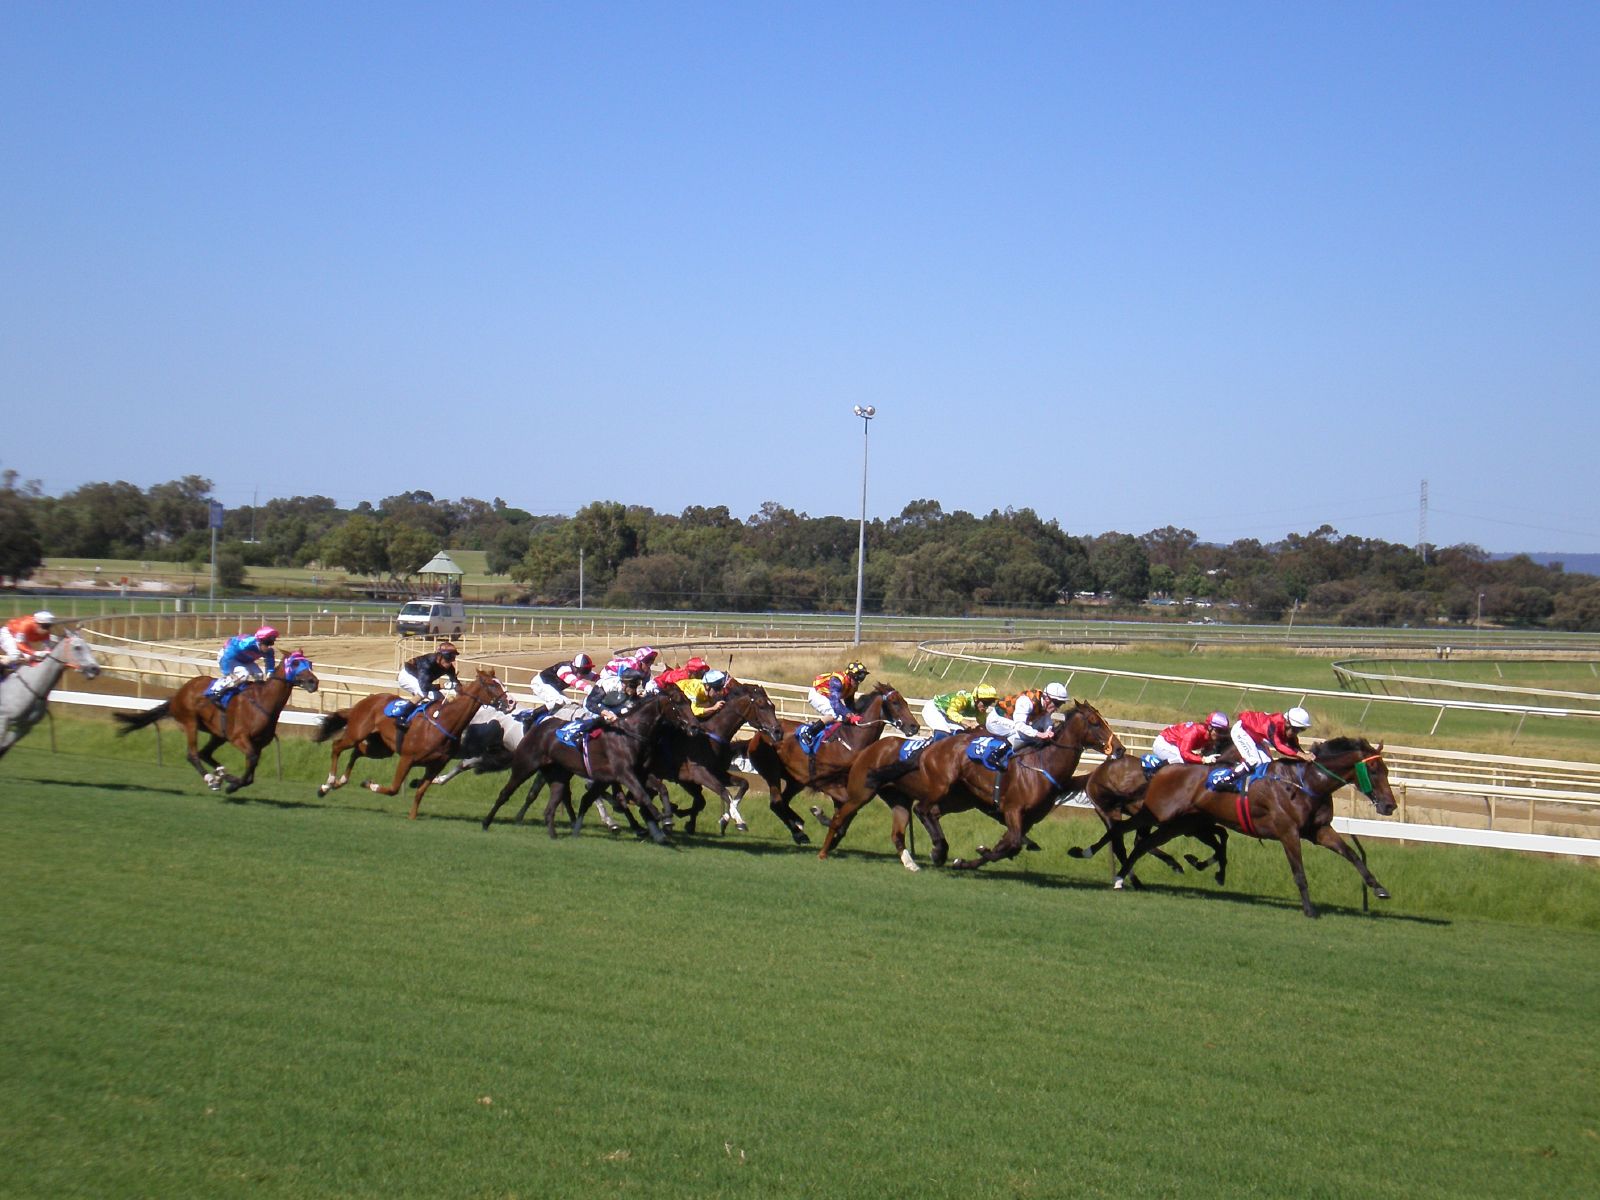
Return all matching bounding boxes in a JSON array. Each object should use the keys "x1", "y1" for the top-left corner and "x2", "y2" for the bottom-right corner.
[{"x1": 3, "y1": 730, "x2": 1600, "y2": 1199}]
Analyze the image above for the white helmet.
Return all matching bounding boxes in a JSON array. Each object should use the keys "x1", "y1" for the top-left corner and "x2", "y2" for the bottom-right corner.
[
  {"x1": 33, "y1": 610, "x2": 56, "y2": 625},
  {"x1": 1043, "y1": 681, "x2": 1071, "y2": 704},
  {"x1": 1285, "y1": 706, "x2": 1312, "y2": 730},
  {"x1": 704, "y1": 669, "x2": 728, "y2": 687}
]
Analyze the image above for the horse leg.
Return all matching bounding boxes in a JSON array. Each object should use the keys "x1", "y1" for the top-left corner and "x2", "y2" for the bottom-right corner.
[
  {"x1": 817, "y1": 789, "x2": 874, "y2": 860},
  {"x1": 887, "y1": 802, "x2": 920, "y2": 873},
  {"x1": 408, "y1": 761, "x2": 446, "y2": 820},
  {"x1": 952, "y1": 810, "x2": 1030, "y2": 870},
  {"x1": 221, "y1": 737, "x2": 262, "y2": 795},
  {"x1": 1067, "y1": 824, "x2": 1115, "y2": 860},
  {"x1": 770, "y1": 781, "x2": 810, "y2": 845},
  {"x1": 1311, "y1": 824, "x2": 1390, "y2": 901},
  {"x1": 619, "y1": 772, "x2": 669, "y2": 844},
  {"x1": 676, "y1": 783, "x2": 706, "y2": 835},
  {"x1": 513, "y1": 771, "x2": 550, "y2": 824},
  {"x1": 1113, "y1": 821, "x2": 1190, "y2": 891},
  {"x1": 914, "y1": 805, "x2": 950, "y2": 868},
  {"x1": 1279, "y1": 829, "x2": 1319, "y2": 918},
  {"x1": 189, "y1": 728, "x2": 226, "y2": 790},
  {"x1": 588, "y1": 789, "x2": 622, "y2": 832},
  {"x1": 483, "y1": 762, "x2": 535, "y2": 830},
  {"x1": 319, "y1": 736, "x2": 363, "y2": 796},
  {"x1": 724, "y1": 773, "x2": 751, "y2": 832},
  {"x1": 365, "y1": 756, "x2": 414, "y2": 802}
]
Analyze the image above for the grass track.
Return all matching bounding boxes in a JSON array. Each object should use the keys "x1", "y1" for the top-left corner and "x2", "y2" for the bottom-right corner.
[{"x1": 3, "y1": 745, "x2": 1599, "y2": 1198}]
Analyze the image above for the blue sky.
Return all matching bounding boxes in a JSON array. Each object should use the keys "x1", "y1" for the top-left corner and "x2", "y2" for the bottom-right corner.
[{"x1": 3, "y1": 2, "x2": 1597, "y2": 552}]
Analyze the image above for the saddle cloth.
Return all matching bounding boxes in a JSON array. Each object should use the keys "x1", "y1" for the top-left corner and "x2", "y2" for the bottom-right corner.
[
  {"x1": 897, "y1": 730, "x2": 952, "y2": 763},
  {"x1": 796, "y1": 721, "x2": 840, "y2": 756},
  {"x1": 1205, "y1": 762, "x2": 1270, "y2": 794},
  {"x1": 966, "y1": 736, "x2": 1013, "y2": 772}
]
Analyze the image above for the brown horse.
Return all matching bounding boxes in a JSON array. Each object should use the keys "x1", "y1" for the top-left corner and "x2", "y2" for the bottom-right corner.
[
  {"x1": 1114, "y1": 736, "x2": 1397, "y2": 918},
  {"x1": 826, "y1": 700, "x2": 1121, "y2": 870},
  {"x1": 481, "y1": 688, "x2": 703, "y2": 844},
  {"x1": 740, "y1": 682, "x2": 920, "y2": 844},
  {"x1": 314, "y1": 669, "x2": 510, "y2": 818},
  {"x1": 1067, "y1": 752, "x2": 1233, "y2": 887},
  {"x1": 114, "y1": 652, "x2": 319, "y2": 795},
  {"x1": 644, "y1": 681, "x2": 786, "y2": 834}
]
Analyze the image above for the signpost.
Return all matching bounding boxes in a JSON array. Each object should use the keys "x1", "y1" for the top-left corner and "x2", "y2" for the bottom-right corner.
[{"x1": 209, "y1": 501, "x2": 224, "y2": 608}]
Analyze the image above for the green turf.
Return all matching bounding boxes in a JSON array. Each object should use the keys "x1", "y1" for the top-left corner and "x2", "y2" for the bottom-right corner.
[{"x1": 3, "y1": 732, "x2": 1598, "y2": 1199}]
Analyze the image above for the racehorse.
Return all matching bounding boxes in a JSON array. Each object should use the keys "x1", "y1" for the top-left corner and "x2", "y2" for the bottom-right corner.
[
  {"x1": 113, "y1": 651, "x2": 317, "y2": 794},
  {"x1": 0, "y1": 630, "x2": 102, "y2": 760},
  {"x1": 826, "y1": 700, "x2": 1120, "y2": 871},
  {"x1": 1065, "y1": 752, "x2": 1233, "y2": 887},
  {"x1": 480, "y1": 688, "x2": 703, "y2": 844},
  {"x1": 1113, "y1": 736, "x2": 1397, "y2": 918},
  {"x1": 740, "y1": 682, "x2": 919, "y2": 844},
  {"x1": 314, "y1": 669, "x2": 510, "y2": 818},
  {"x1": 644, "y1": 680, "x2": 785, "y2": 834}
]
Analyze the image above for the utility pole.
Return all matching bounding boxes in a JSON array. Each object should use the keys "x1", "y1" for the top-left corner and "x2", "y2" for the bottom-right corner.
[{"x1": 852, "y1": 405, "x2": 876, "y2": 645}]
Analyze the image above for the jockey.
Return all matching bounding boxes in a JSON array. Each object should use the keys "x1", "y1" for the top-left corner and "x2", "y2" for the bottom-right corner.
[
  {"x1": 1150, "y1": 710, "x2": 1232, "y2": 766},
  {"x1": 922, "y1": 683, "x2": 998, "y2": 734},
  {"x1": 674, "y1": 667, "x2": 730, "y2": 719},
  {"x1": 206, "y1": 625, "x2": 278, "y2": 696},
  {"x1": 599, "y1": 646, "x2": 659, "y2": 685},
  {"x1": 584, "y1": 666, "x2": 650, "y2": 725},
  {"x1": 530, "y1": 651, "x2": 599, "y2": 711},
  {"x1": 985, "y1": 681, "x2": 1070, "y2": 751},
  {"x1": 652, "y1": 655, "x2": 710, "y2": 692},
  {"x1": 1229, "y1": 707, "x2": 1314, "y2": 778},
  {"x1": 395, "y1": 643, "x2": 461, "y2": 722},
  {"x1": 801, "y1": 660, "x2": 869, "y2": 740},
  {"x1": 0, "y1": 610, "x2": 56, "y2": 671}
]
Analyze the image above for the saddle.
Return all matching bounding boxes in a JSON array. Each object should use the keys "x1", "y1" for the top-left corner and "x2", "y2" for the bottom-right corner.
[
  {"x1": 1206, "y1": 762, "x2": 1269, "y2": 794},
  {"x1": 555, "y1": 718, "x2": 602, "y2": 749},
  {"x1": 383, "y1": 697, "x2": 413, "y2": 720},
  {"x1": 966, "y1": 736, "x2": 1014, "y2": 773},
  {"x1": 796, "y1": 721, "x2": 841, "y2": 757}
]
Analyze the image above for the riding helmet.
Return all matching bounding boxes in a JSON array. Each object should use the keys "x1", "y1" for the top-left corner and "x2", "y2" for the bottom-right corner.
[
  {"x1": 620, "y1": 667, "x2": 647, "y2": 685},
  {"x1": 437, "y1": 642, "x2": 458, "y2": 660},
  {"x1": 254, "y1": 625, "x2": 279, "y2": 643},
  {"x1": 973, "y1": 683, "x2": 998, "y2": 702},
  {"x1": 1043, "y1": 681, "x2": 1071, "y2": 704},
  {"x1": 34, "y1": 610, "x2": 56, "y2": 626},
  {"x1": 846, "y1": 661, "x2": 868, "y2": 679},
  {"x1": 1285, "y1": 706, "x2": 1312, "y2": 730},
  {"x1": 1208, "y1": 710, "x2": 1231, "y2": 730},
  {"x1": 571, "y1": 652, "x2": 592, "y2": 670},
  {"x1": 704, "y1": 669, "x2": 728, "y2": 687}
]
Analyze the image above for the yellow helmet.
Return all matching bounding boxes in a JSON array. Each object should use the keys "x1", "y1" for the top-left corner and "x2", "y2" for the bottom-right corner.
[{"x1": 973, "y1": 683, "x2": 998, "y2": 702}]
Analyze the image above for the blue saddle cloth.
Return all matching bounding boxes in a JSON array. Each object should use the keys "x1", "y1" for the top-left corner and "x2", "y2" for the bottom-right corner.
[
  {"x1": 1140, "y1": 753, "x2": 1164, "y2": 777},
  {"x1": 1206, "y1": 762, "x2": 1270, "y2": 794},
  {"x1": 383, "y1": 698, "x2": 412, "y2": 719},
  {"x1": 796, "y1": 721, "x2": 840, "y2": 756},
  {"x1": 896, "y1": 730, "x2": 952, "y2": 763},
  {"x1": 555, "y1": 719, "x2": 593, "y2": 749},
  {"x1": 211, "y1": 686, "x2": 238, "y2": 710},
  {"x1": 966, "y1": 736, "x2": 1013, "y2": 772}
]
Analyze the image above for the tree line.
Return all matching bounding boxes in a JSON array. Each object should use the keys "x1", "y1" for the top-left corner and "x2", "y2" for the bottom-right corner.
[{"x1": 3, "y1": 472, "x2": 1599, "y2": 630}]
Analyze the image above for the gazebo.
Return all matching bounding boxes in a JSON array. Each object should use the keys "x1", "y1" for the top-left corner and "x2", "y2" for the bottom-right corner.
[{"x1": 416, "y1": 551, "x2": 463, "y2": 598}]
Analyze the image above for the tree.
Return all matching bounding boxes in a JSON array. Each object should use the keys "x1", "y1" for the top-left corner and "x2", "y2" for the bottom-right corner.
[
  {"x1": 1089, "y1": 534, "x2": 1151, "y2": 601},
  {"x1": 0, "y1": 488, "x2": 44, "y2": 583},
  {"x1": 386, "y1": 526, "x2": 438, "y2": 576},
  {"x1": 320, "y1": 513, "x2": 389, "y2": 575}
]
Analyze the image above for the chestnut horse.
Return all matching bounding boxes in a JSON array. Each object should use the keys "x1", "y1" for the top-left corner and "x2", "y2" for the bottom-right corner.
[
  {"x1": 825, "y1": 700, "x2": 1121, "y2": 871},
  {"x1": 740, "y1": 682, "x2": 919, "y2": 844},
  {"x1": 481, "y1": 688, "x2": 702, "y2": 844},
  {"x1": 314, "y1": 669, "x2": 510, "y2": 818},
  {"x1": 114, "y1": 652, "x2": 318, "y2": 794},
  {"x1": 1114, "y1": 736, "x2": 1397, "y2": 918}
]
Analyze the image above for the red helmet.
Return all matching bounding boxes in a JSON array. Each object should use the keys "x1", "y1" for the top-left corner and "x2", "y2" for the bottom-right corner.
[{"x1": 685, "y1": 656, "x2": 710, "y2": 674}]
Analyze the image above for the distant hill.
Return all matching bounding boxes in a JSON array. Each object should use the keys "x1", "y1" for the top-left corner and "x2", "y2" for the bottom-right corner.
[{"x1": 1491, "y1": 552, "x2": 1600, "y2": 578}]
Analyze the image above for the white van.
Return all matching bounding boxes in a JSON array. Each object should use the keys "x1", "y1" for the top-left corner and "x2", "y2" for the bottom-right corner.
[{"x1": 396, "y1": 598, "x2": 467, "y2": 637}]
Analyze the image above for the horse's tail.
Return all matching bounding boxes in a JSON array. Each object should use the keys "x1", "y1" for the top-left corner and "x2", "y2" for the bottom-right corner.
[
  {"x1": 866, "y1": 757, "x2": 919, "y2": 790},
  {"x1": 313, "y1": 712, "x2": 348, "y2": 743},
  {"x1": 114, "y1": 702, "x2": 170, "y2": 735}
]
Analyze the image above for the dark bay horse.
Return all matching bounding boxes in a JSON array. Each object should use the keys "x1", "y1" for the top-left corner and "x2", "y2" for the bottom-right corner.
[
  {"x1": 740, "y1": 682, "x2": 919, "y2": 844},
  {"x1": 822, "y1": 700, "x2": 1121, "y2": 871},
  {"x1": 481, "y1": 688, "x2": 703, "y2": 844},
  {"x1": 1067, "y1": 752, "x2": 1233, "y2": 887},
  {"x1": 114, "y1": 652, "x2": 318, "y2": 794},
  {"x1": 645, "y1": 681, "x2": 786, "y2": 834},
  {"x1": 314, "y1": 669, "x2": 510, "y2": 818},
  {"x1": 1114, "y1": 737, "x2": 1397, "y2": 918}
]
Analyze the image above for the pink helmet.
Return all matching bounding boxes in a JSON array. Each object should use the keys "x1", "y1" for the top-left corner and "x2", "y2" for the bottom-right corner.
[
  {"x1": 1207, "y1": 711, "x2": 1230, "y2": 730},
  {"x1": 572, "y1": 652, "x2": 593, "y2": 670},
  {"x1": 255, "y1": 626, "x2": 279, "y2": 643},
  {"x1": 637, "y1": 646, "x2": 658, "y2": 663}
]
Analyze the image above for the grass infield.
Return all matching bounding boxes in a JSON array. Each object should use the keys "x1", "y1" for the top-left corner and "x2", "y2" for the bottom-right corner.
[{"x1": 3, "y1": 731, "x2": 1599, "y2": 1199}]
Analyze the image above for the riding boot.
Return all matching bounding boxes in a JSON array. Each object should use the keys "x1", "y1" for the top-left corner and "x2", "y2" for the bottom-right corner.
[{"x1": 801, "y1": 720, "x2": 823, "y2": 743}]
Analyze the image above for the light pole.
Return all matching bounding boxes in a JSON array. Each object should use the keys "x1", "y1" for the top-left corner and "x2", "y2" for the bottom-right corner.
[
  {"x1": 1477, "y1": 591, "x2": 1484, "y2": 634},
  {"x1": 852, "y1": 405, "x2": 876, "y2": 645}
]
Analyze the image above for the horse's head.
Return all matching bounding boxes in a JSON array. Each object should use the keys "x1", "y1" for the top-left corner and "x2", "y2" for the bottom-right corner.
[
  {"x1": 862, "y1": 683, "x2": 919, "y2": 736},
  {"x1": 1313, "y1": 737, "x2": 1397, "y2": 815},
  {"x1": 59, "y1": 630, "x2": 102, "y2": 681},
  {"x1": 1055, "y1": 700, "x2": 1122, "y2": 757},
  {"x1": 468, "y1": 669, "x2": 513, "y2": 713},
  {"x1": 729, "y1": 681, "x2": 784, "y2": 741},
  {"x1": 656, "y1": 684, "x2": 707, "y2": 737},
  {"x1": 282, "y1": 651, "x2": 319, "y2": 693}
]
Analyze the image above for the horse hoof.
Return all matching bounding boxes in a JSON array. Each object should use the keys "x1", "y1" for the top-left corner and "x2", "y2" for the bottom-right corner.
[
  {"x1": 1374, "y1": 887, "x2": 1391, "y2": 900},
  {"x1": 900, "y1": 850, "x2": 920, "y2": 873},
  {"x1": 718, "y1": 816, "x2": 730, "y2": 835},
  {"x1": 603, "y1": 822, "x2": 621, "y2": 833},
  {"x1": 316, "y1": 785, "x2": 328, "y2": 797},
  {"x1": 1066, "y1": 847, "x2": 1090, "y2": 859},
  {"x1": 791, "y1": 831, "x2": 811, "y2": 846},
  {"x1": 736, "y1": 822, "x2": 748, "y2": 832},
  {"x1": 1112, "y1": 877, "x2": 1126, "y2": 890}
]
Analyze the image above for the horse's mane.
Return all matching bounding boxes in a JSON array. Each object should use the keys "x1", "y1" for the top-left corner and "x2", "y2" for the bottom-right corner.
[{"x1": 1314, "y1": 736, "x2": 1370, "y2": 758}]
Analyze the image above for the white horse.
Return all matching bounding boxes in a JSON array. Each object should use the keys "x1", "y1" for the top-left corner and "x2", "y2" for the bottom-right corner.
[{"x1": 0, "y1": 630, "x2": 103, "y2": 759}]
